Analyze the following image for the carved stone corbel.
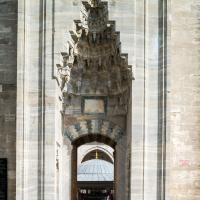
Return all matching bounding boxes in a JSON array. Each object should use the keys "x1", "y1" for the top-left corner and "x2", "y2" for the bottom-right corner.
[{"x1": 57, "y1": 65, "x2": 71, "y2": 91}]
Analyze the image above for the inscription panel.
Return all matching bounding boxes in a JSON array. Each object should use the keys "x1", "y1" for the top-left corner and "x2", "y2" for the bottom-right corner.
[{"x1": 82, "y1": 97, "x2": 107, "y2": 114}]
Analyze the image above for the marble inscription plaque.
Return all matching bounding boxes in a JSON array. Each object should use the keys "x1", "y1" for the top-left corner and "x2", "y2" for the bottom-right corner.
[{"x1": 83, "y1": 98, "x2": 105, "y2": 114}]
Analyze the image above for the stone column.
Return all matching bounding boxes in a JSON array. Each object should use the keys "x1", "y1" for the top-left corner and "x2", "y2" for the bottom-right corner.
[
  {"x1": 167, "y1": 1, "x2": 200, "y2": 200},
  {"x1": 71, "y1": 146, "x2": 78, "y2": 200}
]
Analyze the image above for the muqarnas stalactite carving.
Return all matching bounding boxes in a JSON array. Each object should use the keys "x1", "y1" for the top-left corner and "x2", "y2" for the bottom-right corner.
[{"x1": 57, "y1": 0, "x2": 133, "y2": 116}]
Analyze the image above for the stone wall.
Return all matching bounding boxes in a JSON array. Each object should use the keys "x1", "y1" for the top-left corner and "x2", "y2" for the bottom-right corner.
[
  {"x1": 16, "y1": 0, "x2": 59, "y2": 199},
  {"x1": 167, "y1": 0, "x2": 200, "y2": 199},
  {"x1": 0, "y1": 0, "x2": 17, "y2": 199}
]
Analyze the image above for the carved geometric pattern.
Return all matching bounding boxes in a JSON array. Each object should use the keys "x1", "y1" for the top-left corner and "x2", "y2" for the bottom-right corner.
[
  {"x1": 64, "y1": 119, "x2": 124, "y2": 143},
  {"x1": 57, "y1": 0, "x2": 133, "y2": 96}
]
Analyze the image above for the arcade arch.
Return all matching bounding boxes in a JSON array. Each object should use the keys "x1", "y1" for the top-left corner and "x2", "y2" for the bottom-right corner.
[{"x1": 80, "y1": 146, "x2": 114, "y2": 164}]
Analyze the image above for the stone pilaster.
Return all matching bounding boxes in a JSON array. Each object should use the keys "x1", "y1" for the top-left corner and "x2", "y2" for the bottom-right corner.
[
  {"x1": 131, "y1": 0, "x2": 167, "y2": 199},
  {"x1": 113, "y1": 150, "x2": 117, "y2": 200},
  {"x1": 17, "y1": 0, "x2": 58, "y2": 199},
  {"x1": 71, "y1": 146, "x2": 77, "y2": 200}
]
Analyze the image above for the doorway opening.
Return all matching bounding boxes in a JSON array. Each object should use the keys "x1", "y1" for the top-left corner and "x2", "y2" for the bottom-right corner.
[
  {"x1": 71, "y1": 135, "x2": 116, "y2": 200},
  {"x1": 78, "y1": 143, "x2": 114, "y2": 199}
]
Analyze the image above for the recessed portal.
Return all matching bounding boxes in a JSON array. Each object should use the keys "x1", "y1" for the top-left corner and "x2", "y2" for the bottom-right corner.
[{"x1": 59, "y1": 0, "x2": 132, "y2": 199}]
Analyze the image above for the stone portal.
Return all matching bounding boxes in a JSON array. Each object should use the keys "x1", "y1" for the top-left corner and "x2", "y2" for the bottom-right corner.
[{"x1": 56, "y1": 0, "x2": 132, "y2": 199}]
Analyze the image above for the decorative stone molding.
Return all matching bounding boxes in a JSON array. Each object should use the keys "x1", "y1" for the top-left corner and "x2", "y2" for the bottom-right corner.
[
  {"x1": 57, "y1": 0, "x2": 133, "y2": 97},
  {"x1": 64, "y1": 119, "x2": 124, "y2": 143},
  {"x1": 81, "y1": 1, "x2": 108, "y2": 32}
]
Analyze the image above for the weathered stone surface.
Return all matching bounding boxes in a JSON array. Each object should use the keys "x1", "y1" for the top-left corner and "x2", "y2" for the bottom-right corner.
[
  {"x1": 2, "y1": 0, "x2": 199, "y2": 199},
  {"x1": 167, "y1": 0, "x2": 200, "y2": 199},
  {"x1": 0, "y1": 0, "x2": 17, "y2": 199}
]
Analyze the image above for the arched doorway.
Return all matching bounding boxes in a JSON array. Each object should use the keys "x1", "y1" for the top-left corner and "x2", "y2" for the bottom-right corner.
[
  {"x1": 70, "y1": 134, "x2": 117, "y2": 200},
  {"x1": 77, "y1": 143, "x2": 114, "y2": 199}
]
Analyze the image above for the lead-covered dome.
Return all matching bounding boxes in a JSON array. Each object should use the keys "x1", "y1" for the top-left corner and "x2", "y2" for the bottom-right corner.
[{"x1": 77, "y1": 159, "x2": 114, "y2": 182}]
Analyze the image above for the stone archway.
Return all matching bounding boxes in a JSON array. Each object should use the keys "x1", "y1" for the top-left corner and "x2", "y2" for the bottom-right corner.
[
  {"x1": 64, "y1": 119, "x2": 124, "y2": 144},
  {"x1": 64, "y1": 120, "x2": 124, "y2": 200},
  {"x1": 71, "y1": 136, "x2": 116, "y2": 200}
]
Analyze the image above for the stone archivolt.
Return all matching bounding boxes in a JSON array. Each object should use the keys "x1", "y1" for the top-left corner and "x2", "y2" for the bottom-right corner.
[
  {"x1": 57, "y1": 0, "x2": 132, "y2": 97},
  {"x1": 64, "y1": 119, "x2": 123, "y2": 143}
]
